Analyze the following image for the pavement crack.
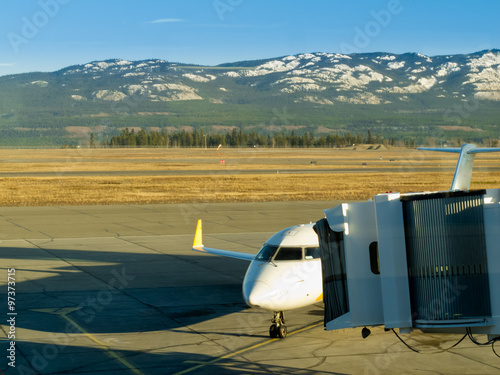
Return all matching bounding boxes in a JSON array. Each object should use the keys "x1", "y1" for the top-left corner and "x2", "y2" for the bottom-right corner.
[
  {"x1": 116, "y1": 237, "x2": 157, "y2": 252},
  {"x1": 448, "y1": 349, "x2": 500, "y2": 371},
  {"x1": 37, "y1": 231, "x2": 55, "y2": 240},
  {"x1": 6, "y1": 219, "x2": 33, "y2": 233},
  {"x1": 105, "y1": 228, "x2": 121, "y2": 237},
  {"x1": 116, "y1": 223, "x2": 157, "y2": 235},
  {"x1": 307, "y1": 340, "x2": 334, "y2": 370},
  {"x1": 60, "y1": 206, "x2": 101, "y2": 218}
]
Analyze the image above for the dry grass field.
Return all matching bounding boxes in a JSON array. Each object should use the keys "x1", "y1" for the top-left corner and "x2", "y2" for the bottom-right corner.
[{"x1": 0, "y1": 147, "x2": 499, "y2": 206}]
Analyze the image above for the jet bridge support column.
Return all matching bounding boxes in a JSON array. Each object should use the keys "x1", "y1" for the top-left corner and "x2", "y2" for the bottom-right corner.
[{"x1": 373, "y1": 193, "x2": 412, "y2": 330}]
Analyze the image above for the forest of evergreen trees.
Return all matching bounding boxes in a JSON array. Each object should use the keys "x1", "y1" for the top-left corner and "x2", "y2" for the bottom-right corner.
[{"x1": 100, "y1": 128, "x2": 406, "y2": 148}]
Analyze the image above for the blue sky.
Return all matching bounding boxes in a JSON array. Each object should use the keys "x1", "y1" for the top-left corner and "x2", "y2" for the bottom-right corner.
[{"x1": 1, "y1": 0, "x2": 499, "y2": 76}]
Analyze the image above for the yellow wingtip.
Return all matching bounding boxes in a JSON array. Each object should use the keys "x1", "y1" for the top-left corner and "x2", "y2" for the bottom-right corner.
[{"x1": 193, "y1": 219, "x2": 203, "y2": 248}]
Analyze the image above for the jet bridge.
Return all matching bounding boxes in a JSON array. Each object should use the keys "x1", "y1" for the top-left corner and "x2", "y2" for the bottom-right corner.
[{"x1": 316, "y1": 145, "x2": 500, "y2": 340}]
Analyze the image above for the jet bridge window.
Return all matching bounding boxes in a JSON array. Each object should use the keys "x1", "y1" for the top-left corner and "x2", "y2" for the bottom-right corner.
[
  {"x1": 305, "y1": 247, "x2": 321, "y2": 260},
  {"x1": 255, "y1": 245, "x2": 278, "y2": 261},
  {"x1": 274, "y1": 247, "x2": 303, "y2": 261}
]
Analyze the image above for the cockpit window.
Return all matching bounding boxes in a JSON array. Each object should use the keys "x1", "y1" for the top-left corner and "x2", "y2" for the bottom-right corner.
[
  {"x1": 255, "y1": 245, "x2": 278, "y2": 261},
  {"x1": 274, "y1": 247, "x2": 303, "y2": 261},
  {"x1": 305, "y1": 247, "x2": 321, "y2": 260}
]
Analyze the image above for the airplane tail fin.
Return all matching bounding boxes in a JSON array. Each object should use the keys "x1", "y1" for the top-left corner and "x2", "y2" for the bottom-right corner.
[{"x1": 418, "y1": 144, "x2": 500, "y2": 191}]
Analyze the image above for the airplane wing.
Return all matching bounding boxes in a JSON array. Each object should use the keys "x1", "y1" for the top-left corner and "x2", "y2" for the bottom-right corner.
[{"x1": 192, "y1": 219, "x2": 255, "y2": 261}]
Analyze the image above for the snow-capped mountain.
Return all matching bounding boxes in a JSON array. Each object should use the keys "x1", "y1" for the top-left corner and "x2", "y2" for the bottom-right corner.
[
  {"x1": 53, "y1": 50, "x2": 500, "y2": 105},
  {"x1": 0, "y1": 50, "x2": 499, "y2": 145}
]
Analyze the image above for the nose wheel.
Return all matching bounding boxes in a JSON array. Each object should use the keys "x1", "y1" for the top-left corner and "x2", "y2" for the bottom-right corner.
[{"x1": 269, "y1": 311, "x2": 287, "y2": 339}]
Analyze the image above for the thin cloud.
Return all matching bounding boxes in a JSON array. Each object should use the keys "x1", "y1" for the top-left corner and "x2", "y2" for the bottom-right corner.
[
  {"x1": 146, "y1": 18, "x2": 185, "y2": 24},
  {"x1": 195, "y1": 23, "x2": 283, "y2": 29},
  {"x1": 0, "y1": 63, "x2": 15, "y2": 67}
]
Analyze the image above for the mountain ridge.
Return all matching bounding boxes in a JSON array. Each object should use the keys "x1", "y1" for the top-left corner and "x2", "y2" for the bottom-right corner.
[{"x1": 0, "y1": 50, "x2": 499, "y2": 146}]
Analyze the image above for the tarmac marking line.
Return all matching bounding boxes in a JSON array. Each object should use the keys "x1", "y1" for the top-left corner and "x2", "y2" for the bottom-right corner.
[
  {"x1": 173, "y1": 321, "x2": 323, "y2": 375},
  {"x1": 58, "y1": 313, "x2": 145, "y2": 375},
  {"x1": 33, "y1": 307, "x2": 145, "y2": 375}
]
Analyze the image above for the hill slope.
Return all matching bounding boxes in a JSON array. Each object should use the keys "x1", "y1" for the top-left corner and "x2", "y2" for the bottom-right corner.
[{"x1": 0, "y1": 50, "x2": 499, "y2": 145}]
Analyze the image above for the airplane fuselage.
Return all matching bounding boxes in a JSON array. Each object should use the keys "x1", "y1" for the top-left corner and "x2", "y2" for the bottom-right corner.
[
  {"x1": 241, "y1": 223, "x2": 323, "y2": 311},
  {"x1": 243, "y1": 258, "x2": 323, "y2": 311}
]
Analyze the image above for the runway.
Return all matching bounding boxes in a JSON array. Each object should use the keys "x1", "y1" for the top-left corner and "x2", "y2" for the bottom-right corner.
[
  {"x1": 1, "y1": 202, "x2": 499, "y2": 374},
  {"x1": 1, "y1": 166, "x2": 500, "y2": 178}
]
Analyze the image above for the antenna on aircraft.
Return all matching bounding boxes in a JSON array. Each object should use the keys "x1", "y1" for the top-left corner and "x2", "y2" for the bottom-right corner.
[{"x1": 418, "y1": 143, "x2": 500, "y2": 191}]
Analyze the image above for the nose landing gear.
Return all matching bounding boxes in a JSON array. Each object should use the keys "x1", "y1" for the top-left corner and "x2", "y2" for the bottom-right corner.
[{"x1": 269, "y1": 311, "x2": 287, "y2": 339}]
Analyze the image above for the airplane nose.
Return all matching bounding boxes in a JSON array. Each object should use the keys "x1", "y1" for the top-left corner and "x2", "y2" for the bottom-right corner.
[{"x1": 243, "y1": 280, "x2": 274, "y2": 308}]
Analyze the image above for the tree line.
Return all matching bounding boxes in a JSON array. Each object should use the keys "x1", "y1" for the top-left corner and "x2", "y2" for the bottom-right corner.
[{"x1": 99, "y1": 128, "x2": 399, "y2": 148}]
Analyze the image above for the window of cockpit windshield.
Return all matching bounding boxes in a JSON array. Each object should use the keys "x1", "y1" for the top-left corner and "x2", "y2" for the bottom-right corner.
[
  {"x1": 255, "y1": 245, "x2": 278, "y2": 261},
  {"x1": 273, "y1": 247, "x2": 303, "y2": 261},
  {"x1": 305, "y1": 247, "x2": 321, "y2": 260}
]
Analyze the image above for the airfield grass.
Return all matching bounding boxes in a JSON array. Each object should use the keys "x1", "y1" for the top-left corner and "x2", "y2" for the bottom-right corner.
[{"x1": 0, "y1": 147, "x2": 499, "y2": 206}]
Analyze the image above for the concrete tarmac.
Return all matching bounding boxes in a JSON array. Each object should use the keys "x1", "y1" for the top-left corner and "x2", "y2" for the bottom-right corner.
[{"x1": 1, "y1": 202, "x2": 499, "y2": 374}]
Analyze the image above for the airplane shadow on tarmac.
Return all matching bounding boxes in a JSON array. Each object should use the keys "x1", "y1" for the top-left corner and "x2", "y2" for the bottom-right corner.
[
  {"x1": 7, "y1": 341, "x2": 347, "y2": 375},
  {"x1": 1, "y1": 246, "x2": 250, "y2": 334},
  {"x1": 0, "y1": 244, "x2": 336, "y2": 375}
]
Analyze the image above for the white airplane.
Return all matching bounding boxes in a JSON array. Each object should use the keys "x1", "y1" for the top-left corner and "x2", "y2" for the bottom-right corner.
[{"x1": 192, "y1": 219, "x2": 322, "y2": 338}]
